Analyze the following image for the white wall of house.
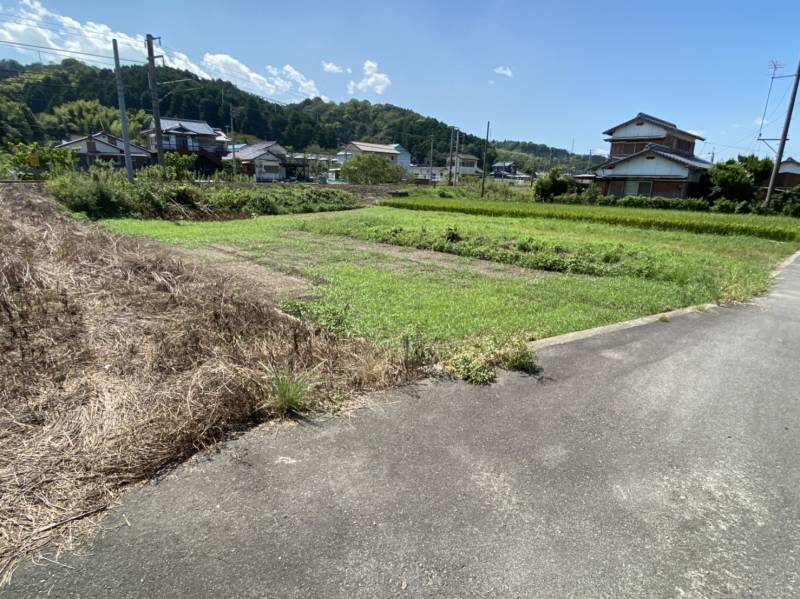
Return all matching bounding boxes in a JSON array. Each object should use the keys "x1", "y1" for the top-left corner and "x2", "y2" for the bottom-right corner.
[
  {"x1": 254, "y1": 155, "x2": 285, "y2": 181},
  {"x1": 596, "y1": 154, "x2": 689, "y2": 178},
  {"x1": 609, "y1": 122, "x2": 668, "y2": 139},
  {"x1": 779, "y1": 160, "x2": 800, "y2": 175}
]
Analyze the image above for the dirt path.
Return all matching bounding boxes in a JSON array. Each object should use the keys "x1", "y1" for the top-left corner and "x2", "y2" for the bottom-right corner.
[{"x1": 173, "y1": 245, "x2": 315, "y2": 301}]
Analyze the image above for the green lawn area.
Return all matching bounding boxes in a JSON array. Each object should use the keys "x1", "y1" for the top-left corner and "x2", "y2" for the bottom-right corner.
[{"x1": 101, "y1": 200, "x2": 799, "y2": 351}]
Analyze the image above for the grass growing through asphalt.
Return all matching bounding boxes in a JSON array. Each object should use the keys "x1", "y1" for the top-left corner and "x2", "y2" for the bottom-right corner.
[{"x1": 102, "y1": 202, "x2": 798, "y2": 350}]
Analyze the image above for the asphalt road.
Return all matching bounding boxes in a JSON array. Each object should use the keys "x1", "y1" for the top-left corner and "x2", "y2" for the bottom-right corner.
[{"x1": 5, "y1": 258, "x2": 800, "y2": 598}]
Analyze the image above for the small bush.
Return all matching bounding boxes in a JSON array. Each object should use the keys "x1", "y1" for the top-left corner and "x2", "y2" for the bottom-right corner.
[
  {"x1": 711, "y1": 199, "x2": 736, "y2": 214},
  {"x1": 444, "y1": 335, "x2": 537, "y2": 384},
  {"x1": 444, "y1": 226, "x2": 462, "y2": 242},
  {"x1": 253, "y1": 367, "x2": 317, "y2": 417}
]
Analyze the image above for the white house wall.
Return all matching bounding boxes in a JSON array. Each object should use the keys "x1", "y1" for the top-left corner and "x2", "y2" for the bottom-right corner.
[
  {"x1": 780, "y1": 161, "x2": 800, "y2": 175},
  {"x1": 597, "y1": 154, "x2": 689, "y2": 178},
  {"x1": 610, "y1": 121, "x2": 668, "y2": 139}
]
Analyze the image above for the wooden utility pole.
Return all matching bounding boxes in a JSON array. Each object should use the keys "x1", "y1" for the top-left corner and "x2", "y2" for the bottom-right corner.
[
  {"x1": 480, "y1": 120, "x2": 490, "y2": 198},
  {"x1": 145, "y1": 34, "x2": 165, "y2": 169},
  {"x1": 447, "y1": 128, "x2": 454, "y2": 186},
  {"x1": 428, "y1": 135, "x2": 433, "y2": 185},
  {"x1": 764, "y1": 56, "x2": 800, "y2": 208},
  {"x1": 112, "y1": 39, "x2": 134, "y2": 183}
]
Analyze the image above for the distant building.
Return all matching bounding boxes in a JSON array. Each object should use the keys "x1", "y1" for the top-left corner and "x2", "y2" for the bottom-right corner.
[
  {"x1": 592, "y1": 112, "x2": 710, "y2": 198},
  {"x1": 336, "y1": 141, "x2": 407, "y2": 170},
  {"x1": 141, "y1": 117, "x2": 227, "y2": 172},
  {"x1": 229, "y1": 141, "x2": 310, "y2": 181},
  {"x1": 778, "y1": 158, "x2": 800, "y2": 189},
  {"x1": 492, "y1": 161, "x2": 517, "y2": 177},
  {"x1": 446, "y1": 153, "x2": 482, "y2": 177},
  {"x1": 410, "y1": 164, "x2": 448, "y2": 183},
  {"x1": 54, "y1": 131, "x2": 151, "y2": 169}
]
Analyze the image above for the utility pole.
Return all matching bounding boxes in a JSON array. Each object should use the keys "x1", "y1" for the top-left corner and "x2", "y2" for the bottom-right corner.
[
  {"x1": 145, "y1": 34, "x2": 164, "y2": 169},
  {"x1": 428, "y1": 135, "x2": 434, "y2": 185},
  {"x1": 765, "y1": 56, "x2": 800, "y2": 208},
  {"x1": 453, "y1": 129, "x2": 460, "y2": 185},
  {"x1": 112, "y1": 39, "x2": 134, "y2": 183},
  {"x1": 229, "y1": 103, "x2": 236, "y2": 176},
  {"x1": 447, "y1": 128, "x2": 455, "y2": 186},
  {"x1": 480, "y1": 120, "x2": 490, "y2": 198}
]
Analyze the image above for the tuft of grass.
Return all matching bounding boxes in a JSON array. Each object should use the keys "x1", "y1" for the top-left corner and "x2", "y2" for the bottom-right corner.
[
  {"x1": 254, "y1": 366, "x2": 317, "y2": 417},
  {"x1": 443, "y1": 335, "x2": 537, "y2": 384}
]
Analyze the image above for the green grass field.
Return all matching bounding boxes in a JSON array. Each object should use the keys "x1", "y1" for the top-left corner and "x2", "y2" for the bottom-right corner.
[
  {"x1": 382, "y1": 195, "x2": 800, "y2": 241},
  {"x1": 102, "y1": 198, "x2": 799, "y2": 353}
]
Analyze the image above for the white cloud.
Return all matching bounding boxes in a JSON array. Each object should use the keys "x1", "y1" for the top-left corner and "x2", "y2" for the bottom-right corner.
[
  {"x1": 322, "y1": 60, "x2": 345, "y2": 74},
  {"x1": 349, "y1": 60, "x2": 391, "y2": 95},
  {"x1": 0, "y1": 1, "x2": 326, "y2": 101},
  {"x1": 493, "y1": 65, "x2": 513, "y2": 78},
  {"x1": 754, "y1": 116, "x2": 769, "y2": 126},
  {"x1": 203, "y1": 53, "x2": 278, "y2": 95},
  {"x1": 488, "y1": 79, "x2": 495, "y2": 86},
  {"x1": 282, "y1": 63, "x2": 326, "y2": 100}
]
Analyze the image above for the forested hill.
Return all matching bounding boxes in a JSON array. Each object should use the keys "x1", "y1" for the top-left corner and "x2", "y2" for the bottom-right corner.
[{"x1": 0, "y1": 58, "x2": 600, "y2": 170}]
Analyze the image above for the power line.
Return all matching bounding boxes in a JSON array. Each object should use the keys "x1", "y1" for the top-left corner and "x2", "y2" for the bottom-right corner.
[{"x1": 0, "y1": 39, "x2": 146, "y2": 64}]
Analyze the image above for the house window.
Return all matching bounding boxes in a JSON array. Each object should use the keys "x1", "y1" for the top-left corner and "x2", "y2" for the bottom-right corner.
[
  {"x1": 609, "y1": 181, "x2": 625, "y2": 196},
  {"x1": 637, "y1": 181, "x2": 653, "y2": 196}
]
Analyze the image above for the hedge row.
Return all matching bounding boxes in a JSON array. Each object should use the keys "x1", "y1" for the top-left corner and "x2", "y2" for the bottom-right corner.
[{"x1": 46, "y1": 168, "x2": 357, "y2": 219}]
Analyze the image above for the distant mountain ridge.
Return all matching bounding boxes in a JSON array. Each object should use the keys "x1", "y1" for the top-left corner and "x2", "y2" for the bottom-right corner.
[{"x1": 0, "y1": 58, "x2": 601, "y2": 170}]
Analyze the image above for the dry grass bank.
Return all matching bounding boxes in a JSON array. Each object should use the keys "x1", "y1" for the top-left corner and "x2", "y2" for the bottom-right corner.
[{"x1": 0, "y1": 185, "x2": 407, "y2": 584}]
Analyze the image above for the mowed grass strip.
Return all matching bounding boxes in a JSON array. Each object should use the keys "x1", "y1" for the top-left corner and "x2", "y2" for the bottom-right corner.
[
  {"x1": 296, "y1": 207, "x2": 796, "y2": 303},
  {"x1": 381, "y1": 196, "x2": 800, "y2": 241}
]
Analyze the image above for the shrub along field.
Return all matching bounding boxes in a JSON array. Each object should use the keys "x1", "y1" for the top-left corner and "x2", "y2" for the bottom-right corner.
[{"x1": 45, "y1": 167, "x2": 358, "y2": 219}]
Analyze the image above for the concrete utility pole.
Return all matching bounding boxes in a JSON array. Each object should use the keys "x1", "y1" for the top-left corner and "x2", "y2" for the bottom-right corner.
[
  {"x1": 764, "y1": 56, "x2": 800, "y2": 208},
  {"x1": 447, "y1": 128, "x2": 454, "y2": 186},
  {"x1": 112, "y1": 39, "x2": 134, "y2": 183},
  {"x1": 480, "y1": 120, "x2": 490, "y2": 198},
  {"x1": 428, "y1": 135, "x2": 434, "y2": 185},
  {"x1": 229, "y1": 103, "x2": 237, "y2": 177},
  {"x1": 146, "y1": 34, "x2": 165, "y2": 169},
  {"x1": 453, "y1": 129, "x2": 460, "y2": 185}
]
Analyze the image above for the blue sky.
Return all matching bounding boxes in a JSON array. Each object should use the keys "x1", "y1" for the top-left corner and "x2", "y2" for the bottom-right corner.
[{"x1": 1, "y1": 0, "x2": 799, "y2": 160}]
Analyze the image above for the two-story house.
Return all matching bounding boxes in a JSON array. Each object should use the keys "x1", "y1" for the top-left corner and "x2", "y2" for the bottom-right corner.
[
  {"x1": 492, "y1": 161, "x2": 517, "y2": 178},
  {"x1": 336, "y1": 141, "x2": 406, "y2": 170},
  {"x1": 446, "y1": 153, "x2": 482, "y2": 177},
  {"x1": 593, "y1": 112, "x2": 710, "y2": 198},
  {"x1": 54, "y1": 131, "x2": 151, "y2": 169},
  {"x1": 141, "y1": 117, "x2": 228, "y2": 173}
]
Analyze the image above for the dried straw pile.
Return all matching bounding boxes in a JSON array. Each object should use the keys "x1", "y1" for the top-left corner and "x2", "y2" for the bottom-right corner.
[{"x1": 0, "y1": 184, "x2": 404, "y2": 584}]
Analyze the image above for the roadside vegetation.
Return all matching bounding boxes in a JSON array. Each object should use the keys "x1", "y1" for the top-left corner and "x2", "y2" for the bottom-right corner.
[
  {"x1": 0, "y1": 186, "x2": 405, "y2": 584},
  {"x1": 45, "y1": 163, "x2": 358, "y2": 219}
]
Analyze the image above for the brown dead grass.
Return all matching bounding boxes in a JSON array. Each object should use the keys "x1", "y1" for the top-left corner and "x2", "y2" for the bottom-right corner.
[{"x1": 0, "y1": 185, "x2": 408, "y2": 585}]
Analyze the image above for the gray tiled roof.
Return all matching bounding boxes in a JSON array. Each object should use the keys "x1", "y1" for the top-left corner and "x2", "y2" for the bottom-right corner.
[
  {"x1": 234, "y1": 141, "x2": 282, "y2": 161},
  {"x1": 147, "y1": 117, "x2": 217, "y2": 136}
]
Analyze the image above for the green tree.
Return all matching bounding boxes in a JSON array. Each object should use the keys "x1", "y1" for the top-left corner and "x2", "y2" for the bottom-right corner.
[
  {"x1": 164, "y1": 152, "x2": 197, "y2": 180},
  {"x1": 736, "y1": 154, "x2": 773, "y2": 187},
  {"x1": 3, "y1": 142, "x2": 76, "y2": 179},
  {"x1": 708, "y1": 160, "x2": 754, "y2": 202},
  {"x1": 533, "y1": 168, "x2": 580, "y2": 201},
  {"x1": 340, "y1": 154, "x2": 404, "y2": 184}
]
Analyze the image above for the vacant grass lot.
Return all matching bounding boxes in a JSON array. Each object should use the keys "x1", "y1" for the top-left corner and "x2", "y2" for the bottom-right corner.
[{"x1": 103, "y1": 200, "x2": 799, "y2": 348}]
